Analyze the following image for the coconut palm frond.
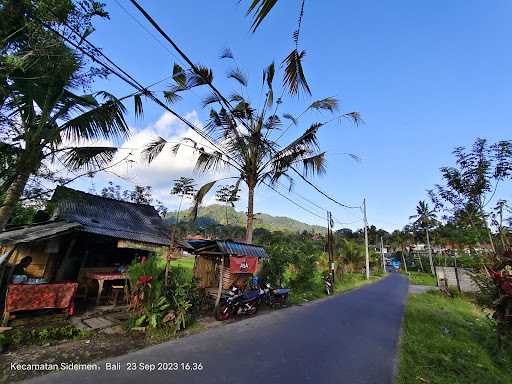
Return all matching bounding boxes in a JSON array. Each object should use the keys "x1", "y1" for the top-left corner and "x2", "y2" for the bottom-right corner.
[
  {"x1": 202, "y1": 92, "x2": 223, "y2": 108},
  {"x1": 278, "y1": 122, "x2": 322, "y2": 157},
  {"x1": 246, "y1": 0, "x2": 279, "y2": 32},
  {"x1": 264, "y1": 114, "x2": 281, "y2": 131},
  {"x1": 194, "y1": 150, "x2": 226, "y2": 173},
  {"x1": 61, "y1": 146, "x2": 117, "y2": 171},
  {"x1": 343, "y1": 111, "x2": 364, "y2": 126},
  {"x1": 142, "y1": 136, "x2": 167, "y2": 163},
  {"x1": 191, "y1": 180, "x2": 218, "y2": 222},
  {"x1": 302, "y1": 152, "x2": 326, "y2": 177},
  {"x1": 282, "y1": 49, "x2": 311, "y2": 96},
  {"x1": 163, "y1": 88, "x2": 183, "y2": 105},
  {"x1": 308, "y1": 97, "x2": 339, "y2": 112},
  {"x1": 262, "y1": 62, "x2": 275, "y2": 89},
  {"x1": 60, "y1": 98, "x2": 129, "y2": 143},
  {"x1": 172, "y1": 63, "x2": 186, "y2": 88},
  {"x1": 188, "y1": 65, "x2": 213, "y2": 88},
  {"x1": 227, "y1": 67, "x2": 248, "y2": 87},
  {"x1": 282, "y1": 113, "x2": 298, "y2": 126},
  {"x1": 220, "y1": 47, "x2": 234, "y2": 60},
  {"x1": 229, "y1": 93, "x2": 245, "y2": 103},
  {"x1": 133, "y1": 93, "x2": 143, "y2": 119},
  {"x1": 346, "y1": 153, "x2": 362, "y2": 163}
]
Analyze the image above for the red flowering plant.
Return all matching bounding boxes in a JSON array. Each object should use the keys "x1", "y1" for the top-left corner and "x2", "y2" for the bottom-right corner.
[{"x1": 473, "y1": 250, "x2": 512, "y2": 350}]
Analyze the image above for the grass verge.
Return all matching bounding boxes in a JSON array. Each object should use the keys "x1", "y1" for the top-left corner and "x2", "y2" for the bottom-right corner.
[
  {"x1": 404, "y1": 271, "x2": 437, "y2": 286},
  {"x1": 288, "y1": 272, "x2": 382, "y2": 305},
  {"x1": 396, "y1": 291, "x2": 512, "y2": 384}
]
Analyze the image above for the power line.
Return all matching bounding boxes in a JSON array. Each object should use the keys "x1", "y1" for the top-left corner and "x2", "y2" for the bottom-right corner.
[
  {"x1": 35, "y1": 6, "x2": 360, "y2": 228},
  {"x1": 127, "y1": 0, "x2": 362, "y2": 211}
]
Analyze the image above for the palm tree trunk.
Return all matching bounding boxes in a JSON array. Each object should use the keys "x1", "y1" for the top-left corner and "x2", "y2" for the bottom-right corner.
[
  {"x1": 0, "y1": 170, "x2": 31, "y2": 231},
  {"x1": 426, "y1": 228, "x2": 435, "y2": 275},
  {"x1": 245, "y1": 184, "x2": 255, "y2": 244}
]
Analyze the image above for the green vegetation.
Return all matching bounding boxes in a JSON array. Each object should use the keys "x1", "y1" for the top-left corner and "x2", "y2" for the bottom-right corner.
[
  {"x1": 288, "y1": 273, "x2": 380, "y2": 305},
  {"x1": 397, "y1": 291, "x2": 512, "y2": 384},
  {"x1": 166, "y1": 204, "x2": 326, "y2": 234},
  {"x1": 1, "y1": 325, "x2": 89, "y2": 349},
  {"x1": 405, "y1": 271, "x2": 437, "y2": 287}
]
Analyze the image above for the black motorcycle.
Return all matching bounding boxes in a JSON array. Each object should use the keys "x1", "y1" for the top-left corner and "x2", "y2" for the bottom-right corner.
[
  {"x1": 260, "y1": 282, "x2": 289, "y2": 308},
  {"x1": 214, "y1": 285, "x2": 262, "y2": 321}
]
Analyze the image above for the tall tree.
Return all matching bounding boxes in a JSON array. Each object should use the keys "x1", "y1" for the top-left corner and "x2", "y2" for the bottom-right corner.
[
  {"x1": 144, "y1": 61, "x2": 360, "y2": 243},
  {"x1": 0, "y1": 1, "x2": 131, "y2": 230},
  {"x1": 170, "y1": 177, "x2": 196, "y2": 225},
  {"x1": 410, "y1": 200, "x2": 437, "y2": 275},
  {"x1": 215, "y1": 184, "x2": 240, "y2": 225},
  {"x1": 431, "y1": 138, "x2": 512, "y2": 253}
]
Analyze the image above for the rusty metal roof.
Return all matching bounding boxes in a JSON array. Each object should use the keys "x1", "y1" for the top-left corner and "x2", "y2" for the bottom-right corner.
[{"x1": 50, "y1": 186, "x2": 170, "y2": 246}]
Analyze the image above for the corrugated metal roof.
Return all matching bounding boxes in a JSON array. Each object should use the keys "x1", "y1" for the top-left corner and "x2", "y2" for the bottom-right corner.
[
  {"x1": 178, "y1": 239, "x2": 268, "y2": 258},
  {"x1": 0, "y1": 221, "x2": 81, "y2": 245},
  {"x1": 216, "y1": 240, "x2": 268, "y2": 258},
  {"x1": 51, "y1": 186, "x2": 170, "y2": 246}
]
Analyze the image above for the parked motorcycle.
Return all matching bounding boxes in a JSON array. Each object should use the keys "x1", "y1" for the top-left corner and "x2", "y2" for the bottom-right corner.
[
  {"x1": 214, "y1": 285, "x2": 262, "y2": 321},
  {"x1": 260, "y1": 282, "x2": 289, "y2": 308}
]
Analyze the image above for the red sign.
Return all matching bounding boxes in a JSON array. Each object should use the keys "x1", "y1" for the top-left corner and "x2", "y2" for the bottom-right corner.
[{"x1": 229, "y1": 256, "x2": 258, "y2": 274}]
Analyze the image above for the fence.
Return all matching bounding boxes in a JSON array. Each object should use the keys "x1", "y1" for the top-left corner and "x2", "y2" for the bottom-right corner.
[{"x1": 434, "y1": 266, "x2": 479, "y2": 293}]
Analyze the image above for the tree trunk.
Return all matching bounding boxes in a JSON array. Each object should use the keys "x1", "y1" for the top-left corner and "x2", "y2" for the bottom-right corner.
[
  {"x1": 0, "y1": 170, "x2": 31, "y2": 231},
  {"x1": 426, "y1": 228, "x2": 435, "y2": 275},
  {"x1": 245, "y1": 184, "x2": 255, "y2": 244},
  {"x1": 401, "y1": 246, "x2": 408, "y2": 273}
]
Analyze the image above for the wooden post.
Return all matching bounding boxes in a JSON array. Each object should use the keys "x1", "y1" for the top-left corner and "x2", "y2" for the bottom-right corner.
[{"x1": 215, "y1": 257, "x2": 224, "y2": 309}]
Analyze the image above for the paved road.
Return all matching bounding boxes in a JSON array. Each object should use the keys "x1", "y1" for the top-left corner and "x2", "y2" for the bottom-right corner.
[{"x1": 26, "y1": 274, "x2": 409, "y2": 384}]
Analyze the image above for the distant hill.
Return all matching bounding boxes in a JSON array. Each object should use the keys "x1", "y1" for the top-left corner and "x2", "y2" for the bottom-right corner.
[{"x1": 165, "y1": 204, "x2": 326, "y2": 233}]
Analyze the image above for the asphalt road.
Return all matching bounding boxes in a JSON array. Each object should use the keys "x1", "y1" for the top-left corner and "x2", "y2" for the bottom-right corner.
[{"x1": 25, "y1": 274, "x2": 409, "y2": 384}]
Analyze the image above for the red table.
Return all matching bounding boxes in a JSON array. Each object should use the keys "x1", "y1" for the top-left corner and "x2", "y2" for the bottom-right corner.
[
  {"x1": 85, "y1": 272, "x2": 128, "y2": 305},
  {"x1": 2, "y1": 282, "x2": 78, "y2": 325}
]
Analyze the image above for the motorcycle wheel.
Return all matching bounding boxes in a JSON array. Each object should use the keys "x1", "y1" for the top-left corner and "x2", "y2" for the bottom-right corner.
[
  {"x1": 325, "y1": 286, "x2": 331, "y2": 296},
  {"x1": 215, "y1": 303, "x2": 232, "y2": 321},
  {"x1": 248, "y1": 303, "x2": 259, "y2": 316}
]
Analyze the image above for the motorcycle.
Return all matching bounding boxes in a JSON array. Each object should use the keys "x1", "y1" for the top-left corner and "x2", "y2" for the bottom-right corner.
[
  {"x1": 214, "y1": 285, "x2": 262, "y2": 321},
  {"x1": 260, "y1": 282, "x2": 289, "y2": 308},
  {"x1": 324, "y1": 274, "x2": 333, "y2": 295}
]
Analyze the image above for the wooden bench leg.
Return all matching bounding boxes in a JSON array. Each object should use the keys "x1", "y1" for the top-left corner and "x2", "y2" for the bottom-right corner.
[
  {"x1": 96, "y1": 280, "x2": 104, "y2": 306},
  {"x1": 2, "y1": 311, "x2": 9, "y2": 326}
]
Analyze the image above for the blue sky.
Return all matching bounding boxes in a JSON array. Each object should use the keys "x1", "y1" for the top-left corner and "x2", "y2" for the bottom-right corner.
[{"x1": 70, "y1": 0, "x2": 511, "y2": 231}]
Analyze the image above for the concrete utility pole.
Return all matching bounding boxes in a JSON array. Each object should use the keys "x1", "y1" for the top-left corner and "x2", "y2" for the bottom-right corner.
[
  {"x1": 363, "y1": 198, "x2": 370, "y2": 280},
  {"x1": 380, "y1": 236, "x2": 386, "y2": 273},
  {"x1": 327, "y1": 211, "x2": 335, "y2": 285}
]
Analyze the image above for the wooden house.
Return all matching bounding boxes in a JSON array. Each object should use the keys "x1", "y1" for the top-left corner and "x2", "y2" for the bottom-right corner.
[{"x1": 0, "y1": 186, "x2": 171, "y2": 321}]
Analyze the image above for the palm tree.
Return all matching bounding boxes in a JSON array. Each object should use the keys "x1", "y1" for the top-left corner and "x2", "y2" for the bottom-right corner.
[
  {"x1": 410, "y1": 200, "x2": 438, "y2": 275},
  {"x1": 170, "y1": 177, "x2": 196, "y2": 225},
  {"x1": 0, "y1": 53, "x2": 129, "y2": 230},
  {"x1": 144, "y1": 61, "x2": 360, "y2": 243}
]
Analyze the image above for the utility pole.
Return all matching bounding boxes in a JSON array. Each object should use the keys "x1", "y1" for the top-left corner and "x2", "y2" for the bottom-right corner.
[
  {"x1": 363, "y1": 198, "x2": 370, "y2": 280},
  {"x1": 380, "y1": 236, "x2": 386, "y2": 273},
  {"x1": 327, "y1": 211, "x2": 335, "y2": 285}
]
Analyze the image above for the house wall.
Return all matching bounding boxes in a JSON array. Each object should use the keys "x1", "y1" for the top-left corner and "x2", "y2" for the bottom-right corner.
[
  {"x1": 435, "y1": 266, "x2": 479, "y2": 292},
  {"x1": 1, "y1": 236, "x2": 70, "y2": 279}
]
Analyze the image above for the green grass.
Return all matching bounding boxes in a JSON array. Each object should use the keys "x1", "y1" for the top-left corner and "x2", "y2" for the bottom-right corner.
[
  {"x1": 396, "y1": 291, "x2": 512, "y2": 384},
  {"x1": 288, "y1": 272, "x2": 381, "y2": 305},
  {"x1": 170, "y1": 256, "x2": 195, "y2": 281},
  {"x1": 404, "y1": 271, "x2": 437, "y2": 286}
]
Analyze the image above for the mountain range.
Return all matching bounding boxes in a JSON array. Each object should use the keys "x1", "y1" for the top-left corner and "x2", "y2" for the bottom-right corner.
[{"x1": 165, "y1": 204, "x2": 326, "y2": 233}]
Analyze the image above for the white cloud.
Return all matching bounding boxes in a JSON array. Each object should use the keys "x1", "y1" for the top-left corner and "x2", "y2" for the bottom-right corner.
[{"x1": 90, "y1": 110, "x2": 238, "y2": 210}]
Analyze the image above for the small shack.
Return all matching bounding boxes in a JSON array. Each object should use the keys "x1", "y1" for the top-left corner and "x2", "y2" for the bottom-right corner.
[
  {"x1": 0, "y1": 186, "x2": 171, "y2": 323},
  {"x1": 177, "y1": 239, "x2": 268, "y2": 305}
]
